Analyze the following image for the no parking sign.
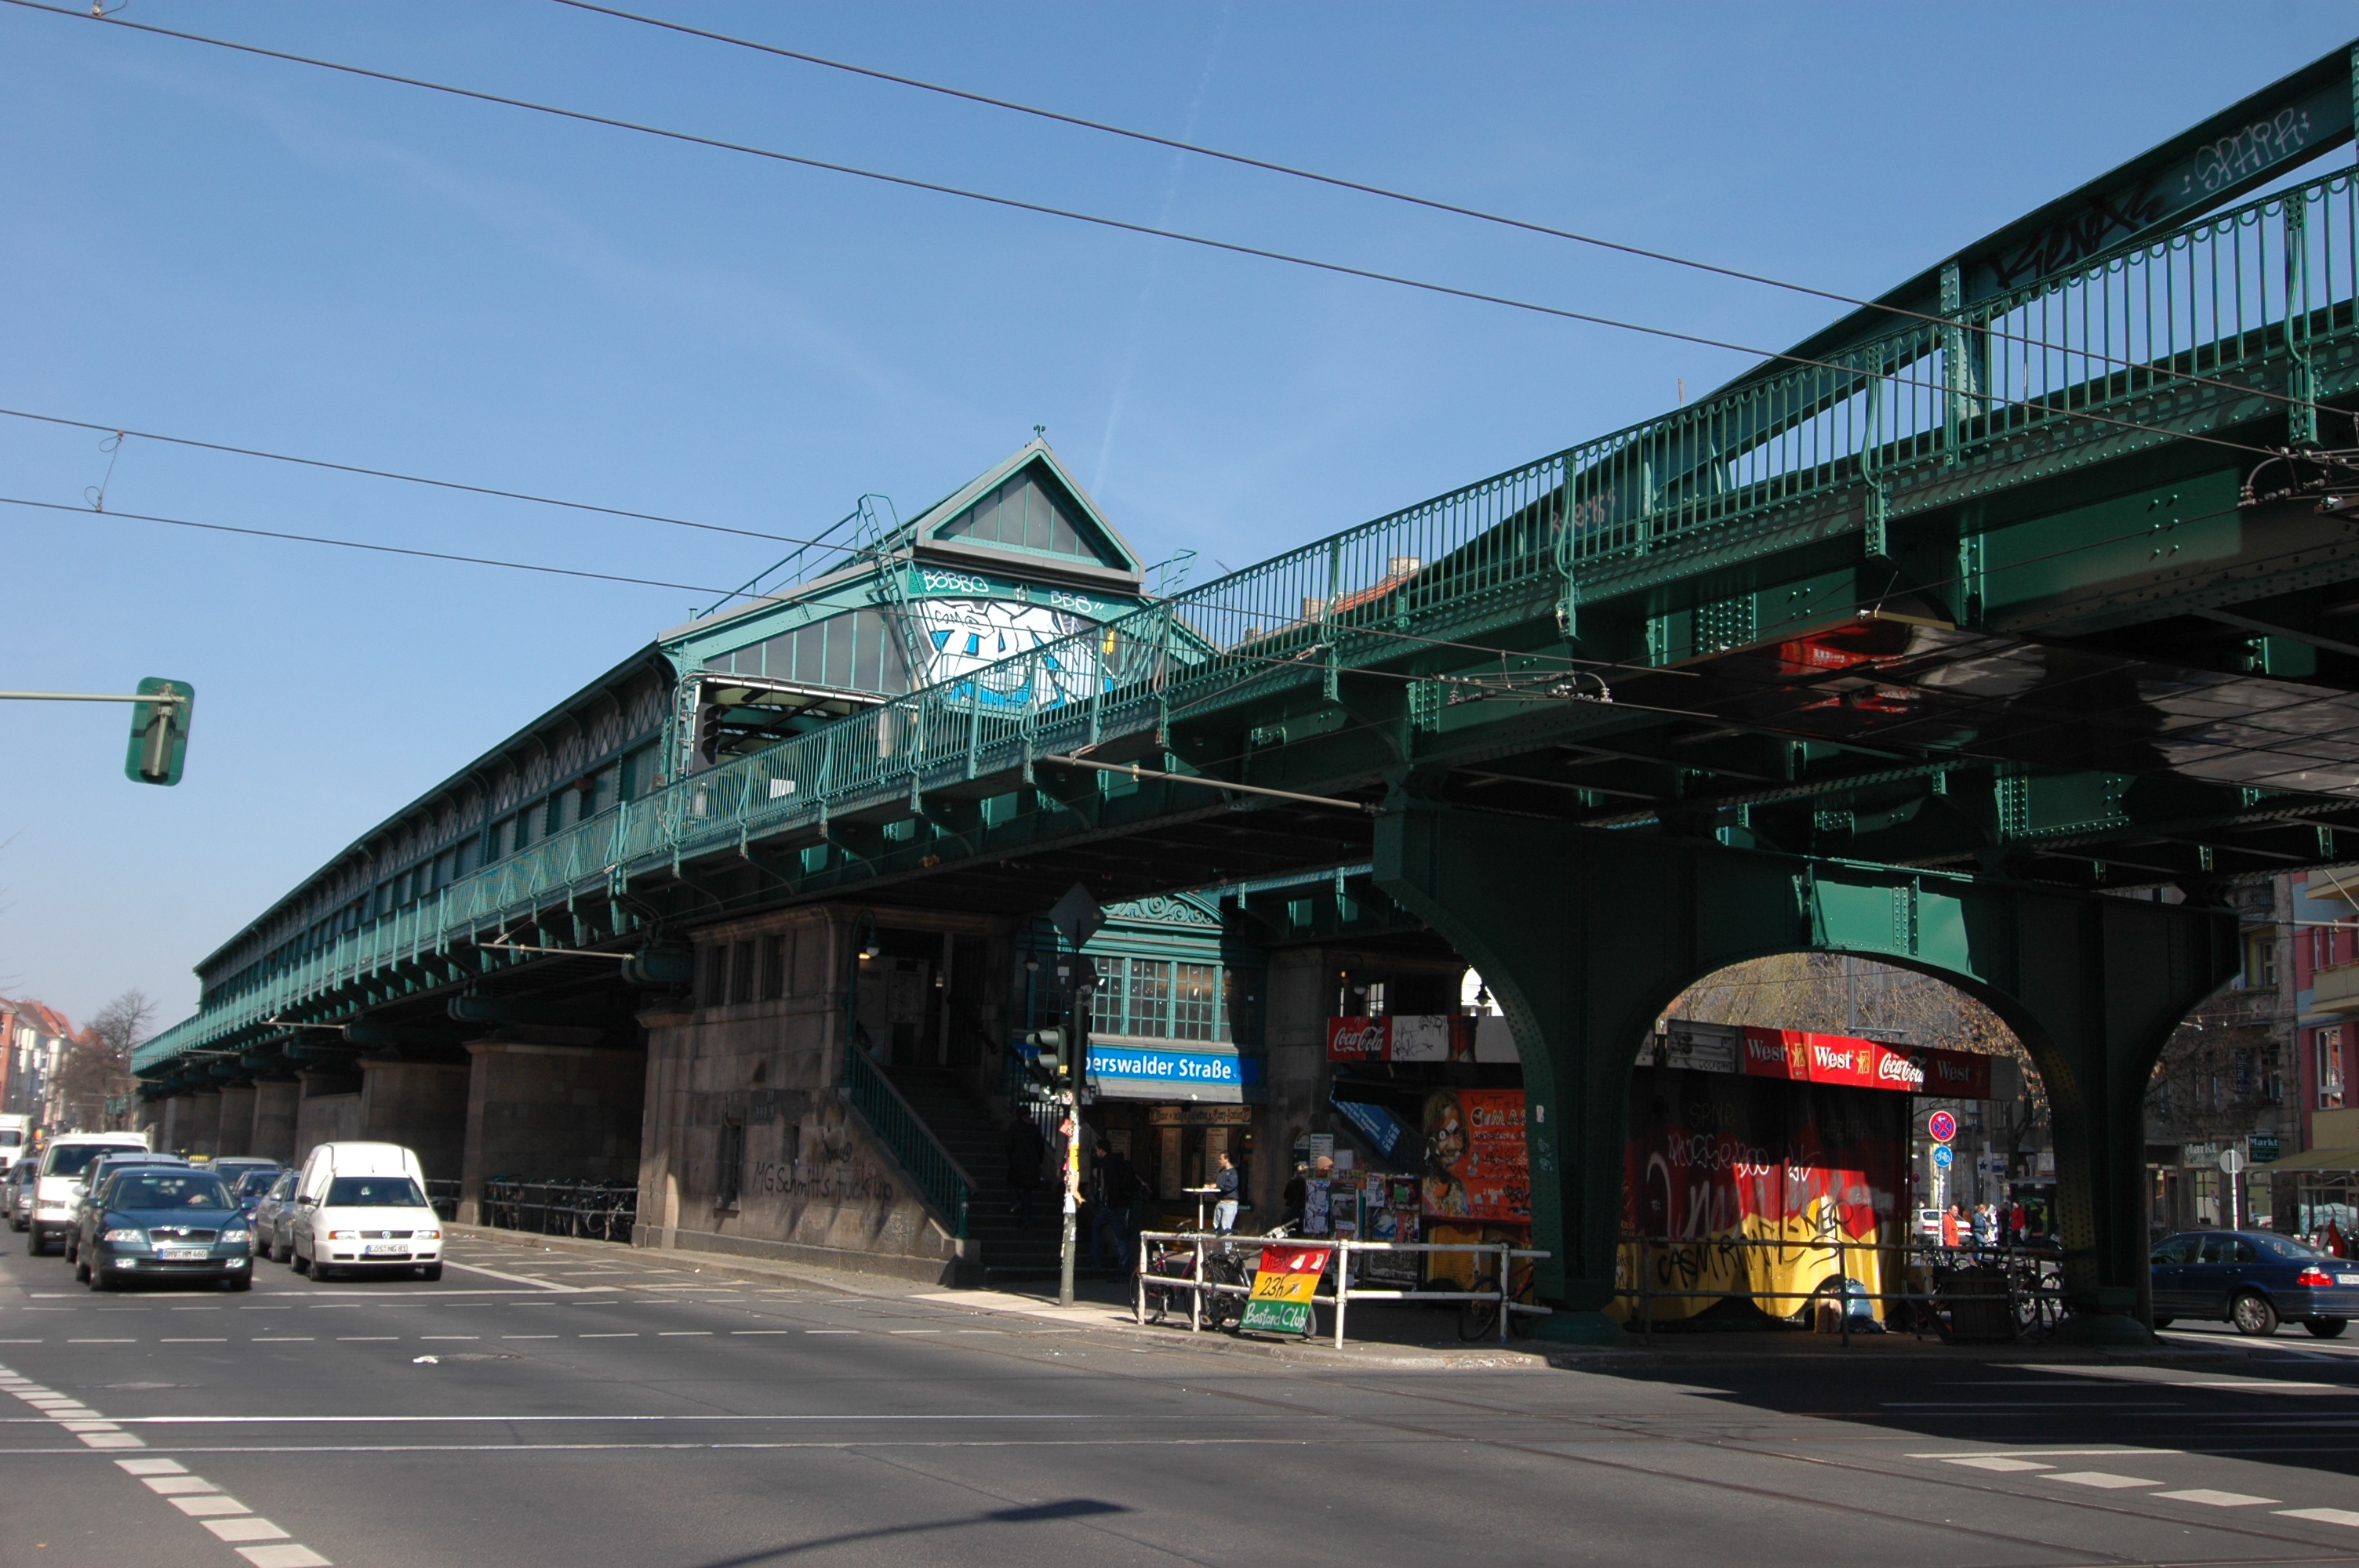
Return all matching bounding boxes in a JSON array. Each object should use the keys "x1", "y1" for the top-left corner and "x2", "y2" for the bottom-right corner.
[{"x1": 1928, "y1": 1109, "x2": 1957, "y2": 1144}]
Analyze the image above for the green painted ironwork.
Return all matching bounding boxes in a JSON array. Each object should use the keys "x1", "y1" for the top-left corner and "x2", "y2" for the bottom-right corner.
[
  {"x1": 840, "y1": 1043, "x2": 972, "y2": 1240},
  {"x1": 136, "y1": 169, "x2": 2359, "y2": 1076}
]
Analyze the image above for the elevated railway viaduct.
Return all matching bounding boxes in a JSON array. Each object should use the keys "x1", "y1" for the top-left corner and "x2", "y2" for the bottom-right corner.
[{"x1": 138, "y1": 45, "x2": 2359, "y2": 1340}]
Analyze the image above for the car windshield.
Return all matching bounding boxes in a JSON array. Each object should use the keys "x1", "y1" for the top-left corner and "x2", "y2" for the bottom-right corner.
[
  {"x1": 45, "y1": 1144, "x2": 138, "y2": 1178},
  {"x1": 325, "y1": 1176, "x2": 426, "y2": 1207},
  {"x1": 235, "y1": 1171, "x2": 279, "y2": 1198},
  {"x1": 110, "y1": 1173, "x2": 232, "y2": 1211},
  {"x1": 269, "y1": 1174, "x2": 297, "y2": 1200}
]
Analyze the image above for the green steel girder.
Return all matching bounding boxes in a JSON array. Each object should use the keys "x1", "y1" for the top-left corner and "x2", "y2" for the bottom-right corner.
[{"x1": 1375, "y1": 801, "x2": 2237, "y2": 1344}]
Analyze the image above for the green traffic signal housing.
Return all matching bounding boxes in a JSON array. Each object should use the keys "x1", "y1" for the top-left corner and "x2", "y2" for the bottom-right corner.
[
  {"x1": 1026, "y1": 1027, "x2": 1067, "y2": 1085},
  {"x1": 125, "y1": 677, "x2": 194, "y2": 786}
]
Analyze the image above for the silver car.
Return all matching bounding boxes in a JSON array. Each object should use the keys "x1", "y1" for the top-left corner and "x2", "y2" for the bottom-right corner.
[
  {"x1": 4, "y1": 1156, "x2": 37, "y2": 1231},
  {"x1": 251, "y1": 1170, "x2": 303, "y2": 1264}
]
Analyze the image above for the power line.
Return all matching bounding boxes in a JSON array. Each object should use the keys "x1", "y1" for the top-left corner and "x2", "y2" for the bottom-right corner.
[
  {"x1": 0, "y1": 406, "x2": 858, "y2": 555},
  {"x1": 550, "y1": 0, "x2": 2322, "y2": 419},
  {"x1": 0, "y1": 492, "x2": 743, "y2": 596},
  {"x1": 4, "y1": 0, "x2": 2281, "y2": 465}
]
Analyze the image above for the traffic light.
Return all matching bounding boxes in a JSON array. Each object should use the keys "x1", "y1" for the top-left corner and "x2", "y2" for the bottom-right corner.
[
  {"x1": 694, "y1": 702, "x2": 729, "y2": 768},
  {"x1": 124, "y1": 677, "x2": 194, "y2": 786},
  {"x1": 1027, "y1": 1027, "x2": 1068, "y2": 1087}
]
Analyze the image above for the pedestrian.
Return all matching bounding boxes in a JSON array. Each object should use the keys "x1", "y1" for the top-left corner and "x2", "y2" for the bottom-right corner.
[
  {"x1": 1940, "y1": 1203, "x2": 1962, "y2": 1249},
  {"x1": 2008, "y1": 1200, "x2": 2027, "y2": 1245},
  {"x1": 1212, "y1": 1152, "x2": 1240, "y2": 1232},
  {"x1": 1283, "y1": 1161, "x2": 1310, "y2": 1232},
  {"x1": 1004, "y1": 1114, "x2": 1045, "y2": 1225},
  {"x1": 1089, "y1": 1141, "x2": 1138, "y2": 1270},
  {"x1": 1972, "y1": 1203, "x2": 1997, "y2": 1250}
]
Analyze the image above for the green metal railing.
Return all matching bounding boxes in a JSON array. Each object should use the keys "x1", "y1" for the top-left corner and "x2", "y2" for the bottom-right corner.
[
  {"x1": 840, "y1": 1044, "x2": 972, "y2": 1240},
  {"x1": 138, "y1": 169, "x2": 2359, "y2": 1076}
]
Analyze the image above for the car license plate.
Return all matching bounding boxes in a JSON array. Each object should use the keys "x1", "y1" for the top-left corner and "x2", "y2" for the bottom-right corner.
[
  {"x1": 363, "y1": 1243, "x2": 407, "y2": 1257},
  {"x1": 2337, "y1": 1273, "x2": 2359, "y2": 1286},
  {"x1": 157, "y1": 1247, "x2": 207, "y2": 1261}
]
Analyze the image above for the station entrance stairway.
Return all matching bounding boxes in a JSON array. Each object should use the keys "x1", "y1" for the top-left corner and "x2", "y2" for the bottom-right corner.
[{"x1": 883, "y1": 1067, "x2": 1069, "y2": 1285}]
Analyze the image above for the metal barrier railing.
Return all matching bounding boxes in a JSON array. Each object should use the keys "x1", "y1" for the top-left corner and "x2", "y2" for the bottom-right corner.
[
  {"x1": 423, "y1": 1179, "x2": 459, "y2": 1222},
  {"x1": 841, "y1": 1045, "x2": 972, "y2": 1240},
  {"x1": 1617, "y1": 1232, "x2": 2065, "y2": 1346},
  {"x1": 476, "y1": 1178, "x2": 639, "y2": 1243},
  {"x1": 1134, "y1": 1230, "x2": 1551, "y2": 1349}
]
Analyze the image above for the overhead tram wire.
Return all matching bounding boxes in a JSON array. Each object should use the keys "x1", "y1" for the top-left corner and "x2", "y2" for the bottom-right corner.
[
  {"x1": 0, "y1": 407, "x2": 858, "y2": 555},
  {"x1": 0, "y1": 492, "x2": 751, "y2": 597},
  {"x1": 550, "y1": 0, "x2": 2327, "y2": 420},
  {"x1": 2, "y1": 0, "x2": 2283, "y2": 466}
]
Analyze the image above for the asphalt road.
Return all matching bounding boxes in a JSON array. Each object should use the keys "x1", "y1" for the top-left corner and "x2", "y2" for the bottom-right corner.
[{"x1": 5, "y1": 1236, "x2": 2359, "y2": 1567}]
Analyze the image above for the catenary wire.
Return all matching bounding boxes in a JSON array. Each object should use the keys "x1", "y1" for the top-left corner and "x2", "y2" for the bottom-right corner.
[
  {"x1": 550, "y1": 0, "x2": 2327, "y2": 419},
  {"x1": 0, "y1": 0, "x2": 2283, "y2": 465},
  {"x1": 0, "y1": 406, "x2": 860, "y2": 555},
  {"x1": 0, "y1": 492, "x2": 752, "y2": 597}
]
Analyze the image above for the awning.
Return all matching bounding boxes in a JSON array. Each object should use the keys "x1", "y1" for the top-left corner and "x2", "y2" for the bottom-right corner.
[{"x1": 2252, "y1": 1147, "x2": 2359, "y2": 1174}]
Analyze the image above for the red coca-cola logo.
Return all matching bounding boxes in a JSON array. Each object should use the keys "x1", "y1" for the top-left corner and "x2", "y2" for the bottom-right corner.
[
  {"x1": 1875, "y1": 1052, "x2": 1925, "y2": 1087},
  {"x1": 1325, "y1": 1018, "x2": 1387, "y2": 1060}
]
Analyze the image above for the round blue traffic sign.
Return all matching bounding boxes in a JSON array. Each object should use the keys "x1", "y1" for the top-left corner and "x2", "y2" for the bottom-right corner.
[
  {"x1": 1932, "y1": 1144, "x2": 1955, "y2": 1169},
  {"x1": 1928, "y1": 1109, "x2": 1958, "y2": 1143}
]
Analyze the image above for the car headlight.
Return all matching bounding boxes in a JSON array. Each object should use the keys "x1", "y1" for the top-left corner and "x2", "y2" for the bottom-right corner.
[
  {"x1": 102, "y1": 1229, "x2": 147, "y2": 1243},
  {"x1": 418, "y1": 1229, "x2": 441, "y2": 1241},
  {"x1": 220, "y1": 1229, "x2": 251, "y2": 1243}
]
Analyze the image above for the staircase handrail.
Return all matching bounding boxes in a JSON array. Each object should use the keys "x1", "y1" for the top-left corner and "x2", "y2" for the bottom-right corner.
[{"x1": 840, "y1": 1044, "x2": 974, "y2": 1240}]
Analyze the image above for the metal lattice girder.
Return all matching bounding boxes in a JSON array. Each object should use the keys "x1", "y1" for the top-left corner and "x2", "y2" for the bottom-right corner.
[{"x1": 1373, "y1": 801, "x2": 2237, "y2": 1344}]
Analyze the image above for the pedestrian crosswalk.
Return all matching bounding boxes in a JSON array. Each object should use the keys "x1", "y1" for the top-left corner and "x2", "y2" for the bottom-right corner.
[{"x1": 1913, "y1": 1450, "x2": 2353, "y2": 1531}]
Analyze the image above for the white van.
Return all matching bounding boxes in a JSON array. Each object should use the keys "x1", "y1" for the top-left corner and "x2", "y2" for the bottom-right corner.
[
  {"x1": 289, "y1": 1142, "x2": 442, "y2": 1281},
  {"x1": 27, "y1": 1131, "x2": 153, "y2": 1254}
]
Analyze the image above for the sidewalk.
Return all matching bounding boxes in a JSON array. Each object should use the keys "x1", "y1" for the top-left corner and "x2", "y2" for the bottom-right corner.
[{"x1": 445, "y1": 1223, "x2": 2338, "y2": 1374}]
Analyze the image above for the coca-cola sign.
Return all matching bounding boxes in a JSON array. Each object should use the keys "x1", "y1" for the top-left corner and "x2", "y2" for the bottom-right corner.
[{"x1": 1325, "y1": 1017, "x2": 1389, "y2": 1062}]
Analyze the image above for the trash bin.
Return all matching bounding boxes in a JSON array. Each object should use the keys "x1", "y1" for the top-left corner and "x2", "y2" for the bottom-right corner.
[{"x1": 1939, "y1": 1267, "x2": 2014, "y2": 1342}]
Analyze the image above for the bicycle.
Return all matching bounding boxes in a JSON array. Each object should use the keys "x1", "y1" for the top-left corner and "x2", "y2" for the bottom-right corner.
[{"x1": 1458, "y1": 1250, "x2": 1536, "y2": 1341}]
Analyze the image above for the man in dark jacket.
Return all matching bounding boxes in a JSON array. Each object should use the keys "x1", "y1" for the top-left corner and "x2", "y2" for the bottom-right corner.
[
  {"x1": 1005, "y1": 1116, "x2": 1046, "y2": 1223},
  {"x1": 1089, "y1": 1140, "x2": 1138, "y2": 1269}
]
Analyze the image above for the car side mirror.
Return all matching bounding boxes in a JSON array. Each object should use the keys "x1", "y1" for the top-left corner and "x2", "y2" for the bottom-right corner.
[{"x1": 296, "y1": 1196, "x2": 316, "y2": 1207}]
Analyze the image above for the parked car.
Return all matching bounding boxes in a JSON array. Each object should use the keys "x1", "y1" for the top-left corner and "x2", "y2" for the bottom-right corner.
[
  {"x1": 209, "y1": 1157, "x2": 281, "y2": 1189},
  {"x1": 65, "y1": 1153, "x2": 189, "y2": 1265},
  {"x1": 231, "y1": 1168, "x2": 280, "y2": 1227},
  {"x1": 252, "y1": 1170, "x2": 301, "y2": 1264},
  {"x1": 27, "y1": 1133, "x2": 154, "y2": 1255},
  {"x1": 4, "y1": 1156, "x2": 38, "y2": 1231},
  {"x1": 1914, "y1": 1208, "x2": 1943, "y2": 1242},
  {"x1": 74, "y1": 1166, "x2": 253, "y2": 1292},
  {"x1": 2151, "y1": 1229, "x2": 2359, "y2": 1338},
  {"x1": 289, "y1": 1142, "x2": 442, "y2": 1281}
]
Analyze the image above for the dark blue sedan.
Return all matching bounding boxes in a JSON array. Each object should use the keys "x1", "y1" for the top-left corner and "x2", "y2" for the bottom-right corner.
[
  {"x1": 74, "y1": 1167, "x2": 253, "y2": 1292},
  {"x1": 2150, "y1": 1229, "x2": 2359, "y2": 1338}
]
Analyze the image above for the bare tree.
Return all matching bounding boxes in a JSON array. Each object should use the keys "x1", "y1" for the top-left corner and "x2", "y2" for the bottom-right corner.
[{"x1": 52, "y1": 989, "x2": 154, "y2": 1131}]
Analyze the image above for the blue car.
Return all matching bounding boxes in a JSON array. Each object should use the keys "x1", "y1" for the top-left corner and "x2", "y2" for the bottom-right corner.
[
  {"x1": 2150, "y1": 1229, "x2": 2359, "y2": 1338},
  {"x1": 74, "y1": 1167, "x2": 253, "y2": 1292}
]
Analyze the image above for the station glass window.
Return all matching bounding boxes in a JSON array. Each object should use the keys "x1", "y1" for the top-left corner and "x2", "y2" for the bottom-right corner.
[
  {"x1": 730, "y1": 941, "x2": 758, "y2": 1007},
  {"x1": 701, "y1": 610, "x2": 910, "y2": 695},
  {"x1": 1090, "y1": 960, "x2": 1127, "y2": 1036},
  {"x1": 1172, "y1": 964, "x2": 1219, "y2": 1041},
  {"x1": 1129, "y1": 961, "x2": 1172, "y2": 1037},
  {"x1": 936, "y1": 470, "x2": 1109, "y2": 563},
  {"x1": 761, "y1": 934, "x2": 787, "y2": 1002}
]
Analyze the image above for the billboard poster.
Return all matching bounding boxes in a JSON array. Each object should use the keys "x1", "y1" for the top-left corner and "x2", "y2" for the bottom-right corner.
[
  {"x1": 1420, "y1": 1089, "x2": 1529, "y2": 1221},
  {"x1": 1388, "y1": 1014, "x2": 1451, "y2": 1062},
  {"x1": 1617, "y1": 1065, "x2": 1906, "y2": 1325},
  {"x1": 1239, "y1": 1245, "x2": 1329, "y2": 1335},
  {"x1": 1325, "y1": 1017, "x2": 1388, "y2": 1062}
]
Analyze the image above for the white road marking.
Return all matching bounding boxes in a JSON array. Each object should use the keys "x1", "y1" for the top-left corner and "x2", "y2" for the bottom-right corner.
[
  {"x1": 251, "y1": 1338, "x2": 314, "y2": 1343},
  {"x1": 2153, "y1": 1489, "x2": 2279, "y2": 1507},
  {"x1": 69, "y1": 1338, "x2": 135, "y2": 1344},
  {"x1": 1907, "y1": 1449, "x2": 2175, "y2": 1458},
  {"x1": 173, "y1": 1495, "x2": 253, "y2": 1516},
  {"x1": 147, "y1": 1477, "x2": 220, "y2": 1494},
  {"x1": 336, "y1": 1337, "x2": 396, "y2": 1342},
  {"x1": 419, "y1": 1337, "x2": 478, "y2": 1342},
  {"x1": 656, "y1": 1331, "x2": 710, "y2": 1337},
  {"x1": 2278, "y1": 1508, "x2": 2359, "y2": 1527},
  {"x1": 502, "y1": 1335, "x2": 558, "y2": 1340},
  {"x1": 434, "y1": 1259, "x2": 583, "y2": 1291},
  {"x1": 2041, "y1": 1472, "x2": 2161, "y2": 1490},
  {"x1": 580, "y1": 1332, "x2": 636, "y2": 1338},
  {"x1": 164, "y1": 1338, "x2": 228, "y2": 1343}
]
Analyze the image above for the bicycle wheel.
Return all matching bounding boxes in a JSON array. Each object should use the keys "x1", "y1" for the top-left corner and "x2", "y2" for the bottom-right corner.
[{"x1": 1458, "y1": 1295, "x2": 1501, "y2": 1341}]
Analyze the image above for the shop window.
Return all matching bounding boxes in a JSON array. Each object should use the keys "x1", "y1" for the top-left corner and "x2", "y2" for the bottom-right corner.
[
  {"x1": 1172, "y1": 964, "x2": 1218, "y2": 1042},
  {"x1": 1129, "y1": 961, "x2": 1172, "y2": 1037},
  {"x1": 761, "y1": 934, "x2": 787, "y2": 1001},
  {"x1": 730, "y1": 941, "x2": 758, "y2": 1007},
  {"x1": 2322, "y1": 1028, "x2": 2347, "y2": 1110}
]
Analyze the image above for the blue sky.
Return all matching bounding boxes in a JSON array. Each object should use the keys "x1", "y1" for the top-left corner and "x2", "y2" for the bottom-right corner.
[{"x1": 2, "y1": 1, "x2": 2353, "y2": 1029}]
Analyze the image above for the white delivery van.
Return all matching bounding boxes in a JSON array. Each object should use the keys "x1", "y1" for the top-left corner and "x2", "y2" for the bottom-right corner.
[
  {"x1": 0, "y1": 1112, "x2": 27, "y2": 1155},
  {"x1": 27, "y1": 1131, "x2": 153, "y2": 1254},
  {"x1": 289, "y1": 1142, "x2": 442, "y2": 1281}
]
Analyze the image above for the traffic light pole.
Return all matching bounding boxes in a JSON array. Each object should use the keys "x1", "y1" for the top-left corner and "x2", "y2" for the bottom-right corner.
[{"x1": 0, "y1": 681, "x2": 194, "y2": 784}]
